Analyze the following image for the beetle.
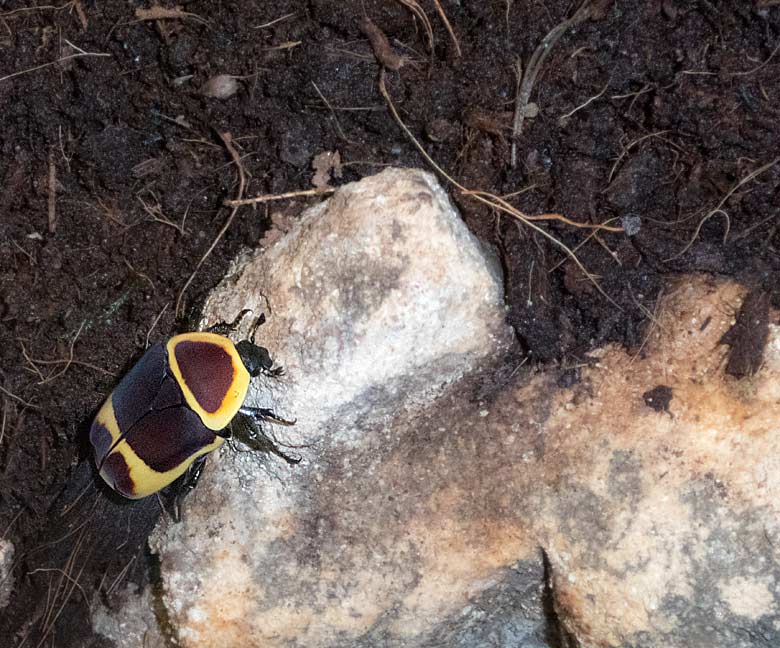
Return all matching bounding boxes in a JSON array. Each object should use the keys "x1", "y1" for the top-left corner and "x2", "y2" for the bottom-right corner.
[{"x1": 89, "y1": 311, "x2": 298, "y2": 516}]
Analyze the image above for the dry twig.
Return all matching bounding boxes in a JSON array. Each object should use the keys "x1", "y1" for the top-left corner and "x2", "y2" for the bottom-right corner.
[
  {"x1": 511, "y1": 0, "x2": 594, "y2": 166},
  {"x1": 34, "y1": 525, "x2": 91, "y2": 647},
  {"x1": 0, "y1": 2, "x2": 74, "y2": 19},
  {"x1": 137, "y1": 189, "x2": 187, "y2": 234},
  {"x1": 393, "y1": 0, "x2": 434, "y2": 53},
  {"x1": 630, "y1": 287, "x2": 666, "y2": 363},
  {"x1": 431, "y1": 0, "x2": 461, "y2": 56},
  {"x1": 146, "y1": 304, "x2": 169, "y2": 348},
  {"x1": 559, "y1": 80, "x2": 609, "y2": 121},
  {"x1": 253, "y1": 12, "x2": 296, "y2": 29},
  {"x1": 0, "y1": 43, "x2": 110, "y2": 83},
  {"x1": 608, "y1": 131, "x2": 671, "y2": 183},
  {"x1": 463, "y1": 190, "x2": 622, "y2": 232},
  {"x1": 0, "y1": 384, "x2": 40, "y2": 410},
  {"x1": 312, "y1": 81, "x2": 352, "y2": 143},
  {"x1": 22, "y1": 321, "x2": 112, "y2": 384},
  {"x1": 224, "y1": 187, "x2": 335, "y2": 208},
  {"x1": 47, "y1": 150, "x2": 57, "y2": 233},
  {"x1": 263, "y1": 41, "x2": 301, "y2": 51},
  {"x1": 0, "y1": 398, "x2": 8, "y2": 447},
  {"x1": 731, "y1": 41, "x2": 780, "y2": 77},
  {"x1": 134, "y1": 6, "x2": 208, "y2": 25}
]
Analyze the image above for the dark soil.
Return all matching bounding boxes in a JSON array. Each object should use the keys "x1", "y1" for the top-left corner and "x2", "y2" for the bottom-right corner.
[{"x1": 1, "y1": 1, "x2": 779, "y2": 646}]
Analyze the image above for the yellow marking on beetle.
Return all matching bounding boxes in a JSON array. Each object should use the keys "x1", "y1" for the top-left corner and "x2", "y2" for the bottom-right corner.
[
  {"x1": 166, "y1": 332, "x2": 250, "y2": 431},
  {"x1": 102, "y1": 435, "x2": 224, "y2": 499},
  {"x1": 94, "y1": 398, "x2": 124, "y2": 461}
]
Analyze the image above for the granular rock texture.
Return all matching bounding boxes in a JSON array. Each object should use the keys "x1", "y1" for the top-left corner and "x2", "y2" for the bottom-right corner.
[
  {"x1": 537, "y1": 278, "x2": 780, "y2": 647},
  {"x1": 0, "y1": 539, "x2": 14, "y2": 610},
  {"x1": 146, "y1": 170, "x2": 780, "y2": 648},
  {"x1": 93, "y1": 585, "x2": 164, "y2": 648}
]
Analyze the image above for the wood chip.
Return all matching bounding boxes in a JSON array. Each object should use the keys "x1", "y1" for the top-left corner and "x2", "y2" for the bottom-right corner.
[
  {"x1": 134, "y1": 6, "x2": 206, "y2": 24},
  {"x1": 359, "y1": 17, "x2": 404, "y2": 70}
]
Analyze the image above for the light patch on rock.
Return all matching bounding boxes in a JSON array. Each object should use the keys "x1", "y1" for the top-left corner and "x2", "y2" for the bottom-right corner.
[
  {"x1": 719, "y1": 576, "x2": 776, "y2": 620},
  {"x1": 765, "y1": 324, "x2": 780, "y2": 371},
  {"x1": 535, "y1": 277, "x2": 780, "y2": 646}
]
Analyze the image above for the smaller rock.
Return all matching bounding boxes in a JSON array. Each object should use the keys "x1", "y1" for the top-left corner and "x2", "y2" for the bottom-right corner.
[
  {"x1": 311, "y1": 150, "x2": 342, "y2": 189},
  {"x1": 200, "y1": 75, "x2": 239, "y2": 99},
  {"x1": 621, "y1": 213, "x2": 642, "y2": 236},
  {"x1": 0, "y1": 539, "x2": 13, "y2": 609},
  {"x1": 93, "y1": 585, "x2": 165, "y2": 648}
]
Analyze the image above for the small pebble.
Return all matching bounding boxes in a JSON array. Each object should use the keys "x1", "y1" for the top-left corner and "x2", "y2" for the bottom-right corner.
[
  {"x1": 200, "y1": 75, "x2": 239, "y2": 99},
  {"x1": 622, "y1": 214, "x2": 642, "y2": 236}
]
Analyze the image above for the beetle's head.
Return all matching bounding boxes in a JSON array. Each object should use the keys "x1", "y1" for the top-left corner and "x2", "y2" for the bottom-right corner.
[{"x1": 235, "y1": 340, "x2": 275, "y2": 377}]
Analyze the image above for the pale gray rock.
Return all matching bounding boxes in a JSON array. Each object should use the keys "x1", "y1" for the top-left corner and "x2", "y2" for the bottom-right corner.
[
  {"x1": 0, "y1": 539, "x2": 13, "y2": 609},
  {"x1": 149, "y1": 167, "x2": 517, "y2": 647}
]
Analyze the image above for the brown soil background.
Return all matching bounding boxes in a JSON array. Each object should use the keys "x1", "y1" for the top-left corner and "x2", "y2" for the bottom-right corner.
[{"x1": 1, "y1": 1, "x2": 779, "y2": 646}]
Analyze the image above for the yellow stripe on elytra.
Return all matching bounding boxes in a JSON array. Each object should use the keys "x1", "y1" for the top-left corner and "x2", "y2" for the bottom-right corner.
[
  {"x1": 103, "y1": 435, "x2": 224, "y2": 499},
  {"x1": 166, "y1": 332, "x2": 250, "y2": 431},
  {"x1": 95, "y1": 398, "x2": 124, "y2": 460}
]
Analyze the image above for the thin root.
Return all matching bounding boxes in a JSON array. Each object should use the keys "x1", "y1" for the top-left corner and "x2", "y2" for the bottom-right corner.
[
  {"x1": 47, "y1": 150, "x2": 57, "y2": 234},
  {"x1": 0, "y1": 43, "x2": 110, "y2": 84},
  {"x1": 665, "y1": 157, "x2": 779, "y2": 262},
  {"x1": 431, "y1": 0, "x2": 461, "y2": 57},
  {"x1": 224, "y1": 187, "x2": 335, "y2": 208},
  {"x1": 393, "y1": 0, "x2": 434, "y2": 54}
]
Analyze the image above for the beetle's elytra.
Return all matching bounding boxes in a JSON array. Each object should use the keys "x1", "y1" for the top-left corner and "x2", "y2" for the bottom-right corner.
[{"x1": 90, "y1": 325, "x2": 298, "y2": 504}]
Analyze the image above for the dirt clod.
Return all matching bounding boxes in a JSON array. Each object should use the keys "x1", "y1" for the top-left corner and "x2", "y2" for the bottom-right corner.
[{"x1": 720, "y1": 289, "x2": 771, "y2": 379}]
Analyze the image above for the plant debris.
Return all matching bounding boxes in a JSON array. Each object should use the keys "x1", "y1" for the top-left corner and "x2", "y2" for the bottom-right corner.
[{"x1": 359, "y1": 16, "x2": 405, "y2": 70}]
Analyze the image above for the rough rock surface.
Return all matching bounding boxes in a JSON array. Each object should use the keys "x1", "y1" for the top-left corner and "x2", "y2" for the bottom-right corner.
[
  {"x1": 150, "y1": 168, "x2": 517, "y2": 647},
  {"x1": 0, "y1": 539, "x2": 13, "y2": 609},
  {"x1": 536, "y1": 278, "x2": 780, "y2": 647},
  {"x1": 144, "y1": 168, "x2": 780, "y2": 648},
  {"x1": 93, "y1": 585, "x2": 164, "y2": 648}
]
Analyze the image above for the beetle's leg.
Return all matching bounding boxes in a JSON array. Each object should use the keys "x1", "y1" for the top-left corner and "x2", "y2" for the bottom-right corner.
[
  {"x1": 248, "y1": 313, "x2": 266, "y2": 344},
  {"x1": 239, "y1": 406, "x2": 296, "y2": 426},
  {"x1": 227, "y1": 413, "x2": 301, "y2": 465},
  {"x1": 206, "y1": 309, "x2": 252, "y2": 336},
  {"x1": 170, "y1": 455, "x2": 208, "y2": 523}
]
